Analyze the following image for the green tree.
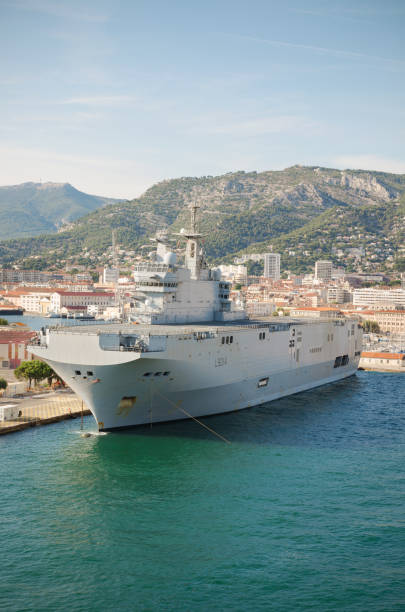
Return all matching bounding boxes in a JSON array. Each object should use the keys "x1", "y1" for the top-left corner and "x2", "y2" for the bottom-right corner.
[
  {"x1": 362, "y1": 320, "x2": 380, "y2": 334},
  {"x1": 0, "y1": 378, "x2": 7, "y2": 392},
  {"x1": 394, "y1": 257, "x2": 405, "y2": 272},
  {"x1": 0, "y1": 317, "x2": 8, "y2": 325},
  {"x1": 14, "y1": 360, "x2": 55, "y2": 389}
]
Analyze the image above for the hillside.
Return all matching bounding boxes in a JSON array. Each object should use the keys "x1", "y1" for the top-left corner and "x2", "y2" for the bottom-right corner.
[
  {"x1": 0, "y1": 182, "x2": 120, "y2": 239},
  {"x1": 0, "y1": 166, "x2": 404, "y2": 273}
]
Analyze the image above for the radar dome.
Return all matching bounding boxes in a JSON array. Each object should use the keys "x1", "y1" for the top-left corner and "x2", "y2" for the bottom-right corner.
[{"x1": 163, "y1": 252, "x2": 177, "y2": 266}]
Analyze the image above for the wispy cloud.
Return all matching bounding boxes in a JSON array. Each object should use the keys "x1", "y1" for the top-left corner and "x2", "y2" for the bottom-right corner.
[
  {"x1": 333, "y1": 154, "x2": 405, "y2": 174},
  {"x1": 222, "y1": 33, "x2": 405, "y2": 68},
  {"x1": 178, "y1": 114, "x2": 320, "y2": 137},
  {"x1": 61, "y1": 95, "x2": 137, "y2": 107},
  {"x1": 7, "y1": 0, "x2": 109, "y2": 23}
]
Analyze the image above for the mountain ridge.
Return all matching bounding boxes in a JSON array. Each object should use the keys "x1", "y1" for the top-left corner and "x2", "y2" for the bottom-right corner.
[
  {"x1": 0, "y1": 181, "x2": 122, "y2": 240},
  {"x1": 0, "y1": 166, "x2": 404, "y2": 273}
]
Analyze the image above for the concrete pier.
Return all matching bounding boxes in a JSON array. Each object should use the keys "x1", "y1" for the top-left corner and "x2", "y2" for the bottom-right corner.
[{"x1": 0, "y1": 392, "x2": 91, "y2": 435}]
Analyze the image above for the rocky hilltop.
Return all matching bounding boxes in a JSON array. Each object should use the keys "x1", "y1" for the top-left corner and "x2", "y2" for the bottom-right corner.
[{"x1": 0, "y1": 166, "x2": 404, "y2": 273}]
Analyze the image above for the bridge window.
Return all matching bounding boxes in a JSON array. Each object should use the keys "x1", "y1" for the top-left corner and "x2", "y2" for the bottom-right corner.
[
  {"x1": 87, "y1": 371, "x2": 93, "y2": 376},
  {"x1": 74, "y1": 370, "x2": 81, "y2": 376},
  {"x1": 143, "y1": 372, "x2": 152, "y2": 377}
]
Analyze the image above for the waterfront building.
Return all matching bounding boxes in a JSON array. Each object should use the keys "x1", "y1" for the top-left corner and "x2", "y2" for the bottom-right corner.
[
  {"x1": 50, "y1": 291, "x2": 115, "y2": 314},
  {"x1": 0, "y1": 329, "x2": 36, "y2": 369},
  {"x1": 314, "y1": 261, "x2": 332, "y2": 281},
  {"x1": 359, "y1": 351, "x2": 405, "y2": 372},
  {"x1": 263, "y1": 253, "x2": 280, "y2": 280}
]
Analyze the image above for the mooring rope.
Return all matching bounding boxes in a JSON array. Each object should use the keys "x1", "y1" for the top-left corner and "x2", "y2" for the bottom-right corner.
[{"x1": 154, "y1": 388, "x2": 231, "y2": 444}]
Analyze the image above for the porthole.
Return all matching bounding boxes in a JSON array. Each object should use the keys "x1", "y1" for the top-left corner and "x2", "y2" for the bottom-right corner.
[
  {"x1": 143, "y1": 372, "x2": 152, "y2": 377},
  {"x1": 163, "y1": 371, "x2": 170, "y2": 376},
  {"x1": 154, "y1": 372, "x2": 162, "y2": 376}
]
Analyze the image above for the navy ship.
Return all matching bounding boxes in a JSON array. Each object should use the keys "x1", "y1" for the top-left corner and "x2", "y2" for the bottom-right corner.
[{"x1": 30, "y1": 205, "x2": 362, "y2": 430}]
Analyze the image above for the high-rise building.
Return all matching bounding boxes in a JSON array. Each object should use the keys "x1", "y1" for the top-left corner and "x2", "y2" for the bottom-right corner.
[
  {"x1": 315, "y1": 260, "x2": 332, "y2": 281},
  {"x1": 103, "y1": 267, "x2": 119, "y2": 284},
  {"x1": 263, "y1": 253, "x2": 280, "y2": 280}
]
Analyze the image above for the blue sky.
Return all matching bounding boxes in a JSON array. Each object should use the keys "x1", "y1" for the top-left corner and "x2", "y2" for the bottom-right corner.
[{"x1": 1, "y1": 0, "x2": 404, "y2": 197}]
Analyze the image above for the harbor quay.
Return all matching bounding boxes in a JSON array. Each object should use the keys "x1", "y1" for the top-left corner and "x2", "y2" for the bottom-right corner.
[{"x1": 0, "y1": 390, "x2": 90, "y2": 435}]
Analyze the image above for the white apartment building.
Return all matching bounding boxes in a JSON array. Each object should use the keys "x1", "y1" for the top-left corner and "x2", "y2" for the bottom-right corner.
[
  {"x1": 0, "y1": 269, "x2": 50, "y2": 283},
  {"x1": 20, "y1": 293, "x2": 52, "y2": 314},
  {"x1": 234, "y1": 253, "x2": 263, "y2": 264},
  {"x1": 314, "y1": 260, "x2": 332, "y2": 281},
  {"x1": 50, "y1": 291, "x2": 115, "y2": 314},
  {"x1": 352, "y1": 288, "x2": 405, "y2": 308},
  {"x1": 263, "y1": 253, "x2": 280, "y2": 280},
  {"x1": 103, "y1": 268, "x2": 119, "y2": 284},
  {"x1": 218, "y1": 265, "x2": 248, "y2": 285}
]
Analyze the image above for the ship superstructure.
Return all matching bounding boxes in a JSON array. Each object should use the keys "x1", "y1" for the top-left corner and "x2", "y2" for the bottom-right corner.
[
  {"x1": 130, "y1": 204, "x2": 246, "y2": 324},
  {"x1": 30, "y1": 205, "x2": 362, "y2": 431}
]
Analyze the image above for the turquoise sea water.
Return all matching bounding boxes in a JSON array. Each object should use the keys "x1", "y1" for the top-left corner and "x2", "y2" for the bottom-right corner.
[{"x1": 1, "y1": 371, "x2": 404, "y2": 611}]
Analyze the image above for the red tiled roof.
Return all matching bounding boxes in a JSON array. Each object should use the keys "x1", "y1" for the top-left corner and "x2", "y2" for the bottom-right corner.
[
  {"x1": 54, "y1": 291, "x2": 114, "y2": 296},
  {"x1": 292, "y1": 306, "x2": 341, "y2": 312},
  {"x1": 0, "y1": 330, "x2": 36, "y2": 344},
  {"x1": 361, "y1": 351, "x2": 405, "y2": 360}
]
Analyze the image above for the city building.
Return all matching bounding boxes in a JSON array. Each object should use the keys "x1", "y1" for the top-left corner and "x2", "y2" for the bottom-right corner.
[
  {"x1": 352, "y1": 288, "x2": 405, "y2": 308},
  {"x1": 217, "y1": 265, "x2": 248, "y2": 285},
  {"x1": 0, "y1": 269, "x2": 51, "y2": 284},
  {"x1": 50, "y1": 291, "x2": 115, "y2": 314},
  {"x1": 19, "y1": 293, "x2": 52, "y2": 314},
  {"x1": 359, "y1": 352, "x2": 405, "y2": 372},
  {"x1": 347, "y1": 309, "x2": 405, "y2": 334},
  {"x1": 234, "y1": 253, "x2": 263, "y2": 264},
  {"x1": 263, "y1": 253, "x2": 280, "y2": 280},
  {"x1": 290, "y1": 306, "x2": 342, "y2": 319},
  {"x1": 314, "y1": 261, "x2": 332, "y2": 281},
  {"x1": 103, "y1": 267, "x2": 119, "y2": 285},
  {"x1": 327, "y1": 287, "x2": 352, "y2": 304},
  {"x1": 0, "y1": 328, "x2": 36, "y2": 369}
]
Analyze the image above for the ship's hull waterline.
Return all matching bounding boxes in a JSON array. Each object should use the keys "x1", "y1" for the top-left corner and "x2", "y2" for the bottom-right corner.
[{"x1": 31, "y1": 319, "x2": 362, "y2": 431}]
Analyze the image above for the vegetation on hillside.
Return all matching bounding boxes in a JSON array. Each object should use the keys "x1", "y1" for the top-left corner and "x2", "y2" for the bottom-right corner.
[
  {"x1": 0, "y1": 182, "x2": 119, "y2": 240},
  {"x1": 0, "y1": 166, "x2": 404, "y2": 274}
]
